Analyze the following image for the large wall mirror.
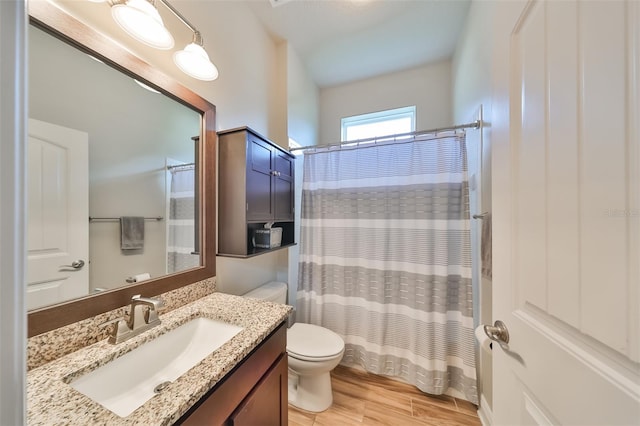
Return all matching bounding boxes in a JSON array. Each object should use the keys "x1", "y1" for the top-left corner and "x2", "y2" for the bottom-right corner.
[{"x1": 27, "y1": 0, "x2": 216, "y2": 337}]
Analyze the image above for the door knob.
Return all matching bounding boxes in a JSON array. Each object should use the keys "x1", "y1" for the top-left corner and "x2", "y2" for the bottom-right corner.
[
  {"x1": 60, "y1": 259, "x2": 85, "y2": 270},
  {"x1": 483, "y1": 320, "x2": 510, "y2": 344},
  {"x1": 70, "y1": 259, "x2": 85, "y2": 269}
]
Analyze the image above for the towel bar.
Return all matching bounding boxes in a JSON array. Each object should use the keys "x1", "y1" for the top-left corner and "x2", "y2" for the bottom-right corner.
[{"x1": 89, "y1": 216, "x2": 163, "y2": 222}]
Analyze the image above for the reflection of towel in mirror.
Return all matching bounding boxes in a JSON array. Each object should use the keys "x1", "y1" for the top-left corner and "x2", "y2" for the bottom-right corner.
[{"x1": 120, "y1": 216, "x2": 144, "y2": 250}]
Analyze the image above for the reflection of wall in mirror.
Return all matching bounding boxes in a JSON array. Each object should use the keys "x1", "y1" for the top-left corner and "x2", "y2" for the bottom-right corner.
[{"x1": 28, "y1": 25, "x2": 201, "y2": 294}]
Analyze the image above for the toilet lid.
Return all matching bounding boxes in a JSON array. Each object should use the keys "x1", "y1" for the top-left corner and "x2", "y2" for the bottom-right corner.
[{"x1": 287, "y1": 323, "x2": 345, "y2": 359}]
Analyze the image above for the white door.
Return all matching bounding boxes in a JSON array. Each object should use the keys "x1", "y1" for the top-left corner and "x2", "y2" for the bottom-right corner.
[
  {"x1": 27, "y1": 118, "x2": 89, "y2": 310},
  {"x1": 491, "y1": 0, "x2": 639, "y2": 424}
]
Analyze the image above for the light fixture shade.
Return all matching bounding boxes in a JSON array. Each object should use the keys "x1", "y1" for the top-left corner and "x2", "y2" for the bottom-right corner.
[
  {"x1": 173, "y1": 43, "x2": 219, "y2": 81},
  {"x1": 111, "y1": 0, "x2": 174, "y2": 50}
]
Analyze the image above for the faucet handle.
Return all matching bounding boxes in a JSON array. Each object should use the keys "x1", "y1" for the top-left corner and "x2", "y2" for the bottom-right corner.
[
  {"x1": 100, "y1": 317, "x2": 130, "y2": 344},
  {"x1": 130, "y1": 295, "x2": 163, "y2": 327},
  {"x1": 145, "y1": 307, "x2": 161, "y2": 325},
  {"x1": 153, "y1": 297, "x2": 165, "y2": 310},
  {"x1": 131, "y1": 294, "x2": 164, "y2": 310}
]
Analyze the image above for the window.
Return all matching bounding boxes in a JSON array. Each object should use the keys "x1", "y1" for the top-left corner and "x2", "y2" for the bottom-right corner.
[{"x1": 341, "y1": 106, "x2": 416, "y2": 142}]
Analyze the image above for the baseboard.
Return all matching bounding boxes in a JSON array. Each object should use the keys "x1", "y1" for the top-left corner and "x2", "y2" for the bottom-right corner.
[{"x1": 477, "y1": 393, "x2": 493, "y2": 426}]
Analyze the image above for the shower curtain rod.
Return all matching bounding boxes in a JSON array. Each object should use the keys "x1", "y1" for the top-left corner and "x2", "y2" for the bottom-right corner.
[{"x1": 289, "y1": 119, "x2": 482, "y2": 152}]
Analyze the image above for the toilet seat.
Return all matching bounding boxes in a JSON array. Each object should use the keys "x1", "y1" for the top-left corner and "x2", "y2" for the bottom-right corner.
[{"x1": 287, "y1": 323, "x2": 345, "y2": 361}]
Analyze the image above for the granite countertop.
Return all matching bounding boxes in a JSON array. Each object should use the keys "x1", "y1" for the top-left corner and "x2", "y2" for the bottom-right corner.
[{"x1": 27, "y1": 292, "x2": 292, "y2": 425}]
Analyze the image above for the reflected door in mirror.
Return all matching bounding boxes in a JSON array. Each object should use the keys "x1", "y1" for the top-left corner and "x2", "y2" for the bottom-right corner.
[{"x1": 27, "y1": 119, "x2": 89, "y2": 310}]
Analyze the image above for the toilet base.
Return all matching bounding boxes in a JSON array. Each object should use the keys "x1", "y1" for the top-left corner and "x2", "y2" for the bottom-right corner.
[{"x1": 287, "y1": 370, "x2": 333, "y2": 413}]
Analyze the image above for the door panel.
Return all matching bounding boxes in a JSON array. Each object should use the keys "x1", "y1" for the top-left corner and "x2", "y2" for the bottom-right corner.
[
  {"x1": 578, "y1": 1, "x2": 629, "y2": 351},
  {"x1": 546, "y1": 0, "x2": 580, "y2": 327},
  {"x1": 247, "y1": 136, "x2": 274, "y2": 221},
  {"x1": 27, "y1": 119, "x2": 89, "y2": 310},
  {"x1": 274, "y1": 152, "x2": 293, "y2": 178},
  {"x1": 249, "y1": 136, "x2": 273, "y2": 176},
  {"x1": 228, "y1": 355, "x2": 287, "y2": 426},
  {"x1": 516, "y1": 0, "x2": 547, "y2": 310},
  {"x1": 274, "y1": 177, "x2": 293, "y2": 221},
  {"x1": 492, "y1": 0, "x2": 639, "y2": 424},
  {"x1": 274, "y1": 153, "x2": 294, "y2": 221}
]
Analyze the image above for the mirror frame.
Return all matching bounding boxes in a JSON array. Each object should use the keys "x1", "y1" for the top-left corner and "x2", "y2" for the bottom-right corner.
[{"x1": 27, "y1": 0, "x2": 217, "y2": 337}]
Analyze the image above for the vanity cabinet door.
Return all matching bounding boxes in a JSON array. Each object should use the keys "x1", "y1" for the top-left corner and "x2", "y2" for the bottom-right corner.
[{"x1": 227, "y1": 354, "x2": 288, "y2": 426}]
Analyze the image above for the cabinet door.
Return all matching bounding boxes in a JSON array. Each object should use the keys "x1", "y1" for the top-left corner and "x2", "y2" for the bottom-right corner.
[
  {"x1": 246, "y1": 135, "x2": 274, "y2": 221},
  {"x1": 228, "y1": 354, "x2": 288, "y2": 426},
  {"x1": 273, "y1": 152, "x2": 294, "y2": 221}
]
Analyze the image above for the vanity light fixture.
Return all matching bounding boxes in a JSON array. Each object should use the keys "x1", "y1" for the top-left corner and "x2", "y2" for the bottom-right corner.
[
  {"x1": 109, "y1": 0, "x2": 219, "y2": 81},
  {"x1": 173, "y1": 31, "x2": 219, "y2": 81},
  {"x1": 111, "y1": 0, "x2": 174, "y2": 49}
]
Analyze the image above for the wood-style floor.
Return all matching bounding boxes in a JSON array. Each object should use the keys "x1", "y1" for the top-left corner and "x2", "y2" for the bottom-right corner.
[{"x1": 288, "y1": 365, "x2": 482, "y2": 426}]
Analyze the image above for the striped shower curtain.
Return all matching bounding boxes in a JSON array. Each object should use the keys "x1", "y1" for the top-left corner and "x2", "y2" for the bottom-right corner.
[
  {"x1": 297, "y1": 133, "x2": 477, "y2": 404},
  {"x1": 167, "y1": 167, "x2": 199, "y2": 273}
]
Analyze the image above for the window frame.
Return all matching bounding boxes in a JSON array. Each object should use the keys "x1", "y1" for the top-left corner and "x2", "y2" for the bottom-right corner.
[{"x1": 340, "y1": 106, "x2": 416, "y2": 142}]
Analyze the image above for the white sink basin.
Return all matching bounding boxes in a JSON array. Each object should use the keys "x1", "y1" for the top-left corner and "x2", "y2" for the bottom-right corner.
[{"x1": 69, "y1": 317, "x2": 243, "y2": 417}]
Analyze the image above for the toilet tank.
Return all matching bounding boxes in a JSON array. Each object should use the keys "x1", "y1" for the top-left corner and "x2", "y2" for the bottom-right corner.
[{"x1": 243, "y1": 281, "x2": 288, "y2": 304}]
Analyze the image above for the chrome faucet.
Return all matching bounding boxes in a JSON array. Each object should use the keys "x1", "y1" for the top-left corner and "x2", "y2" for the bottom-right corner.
[{"x1": 107, "y1": 295, "x2": 165, "y2": 344}]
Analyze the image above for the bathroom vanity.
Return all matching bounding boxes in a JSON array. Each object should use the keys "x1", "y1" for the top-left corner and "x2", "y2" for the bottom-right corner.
[
  {"x1": 179, "y1": 323, "x2": 288, "y2": 425},
  {"x1": 27, "y1": 293, "x2": 291, "y2": 425}
]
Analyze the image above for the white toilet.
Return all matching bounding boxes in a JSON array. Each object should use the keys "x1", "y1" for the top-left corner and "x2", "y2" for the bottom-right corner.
[{"x1": 243, "y1": 281, "x2": 345, "y2": 412}]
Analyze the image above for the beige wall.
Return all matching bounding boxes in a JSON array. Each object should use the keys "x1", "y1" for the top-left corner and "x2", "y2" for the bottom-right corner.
[
  {"x1": 452, "y1": 0, "x2": 495, "y2": 414},
  {"x1": 319, "y1": 60, "x2": 452, "y2": 145},
  {"x1": 284, "y1": 45, "x2": 319, "y2": 309},
  {"x1": 287, "y1": 44, "x2": 320, "y2": 148},
  {"x1": 127, "y1": 0, "x2": 283, "y2": 138}
]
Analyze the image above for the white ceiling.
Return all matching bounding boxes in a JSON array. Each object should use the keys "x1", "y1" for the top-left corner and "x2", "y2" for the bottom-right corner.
[{"x1": 245, "y1": 0, "x2": 471, "y2": 88}]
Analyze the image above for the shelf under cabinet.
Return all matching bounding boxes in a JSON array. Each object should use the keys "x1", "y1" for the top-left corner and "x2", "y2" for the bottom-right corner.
[{"x1": 217, "y1": 242, "x2": 297, "y2": 259}]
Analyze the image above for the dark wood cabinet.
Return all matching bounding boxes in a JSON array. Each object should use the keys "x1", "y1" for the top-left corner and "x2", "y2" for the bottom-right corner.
[
  {"x1": 177, "y1": 322, "x2": 288, "y2": 426},
  {"x1": 218, "y1": 127, "x2": 296, "y2": 257},
  {"x1": 227, "y1": 354, "x2": 288, "y2": 426},
  {"x1": 272, "y1": 149, "x2": 295, "y2": 221}
]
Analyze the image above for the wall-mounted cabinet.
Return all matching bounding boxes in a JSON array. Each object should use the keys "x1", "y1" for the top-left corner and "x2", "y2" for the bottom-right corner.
[{"x1": 218, "y1": 127, "x2": 295, "y2": 257}]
